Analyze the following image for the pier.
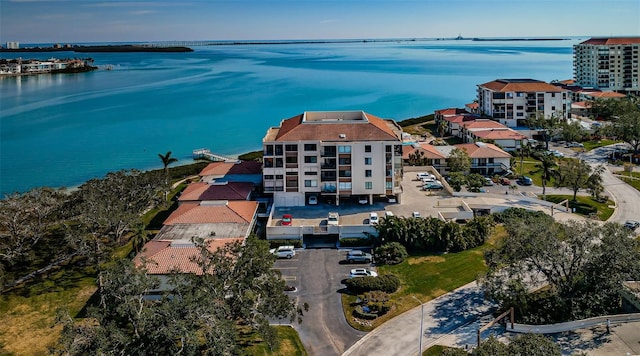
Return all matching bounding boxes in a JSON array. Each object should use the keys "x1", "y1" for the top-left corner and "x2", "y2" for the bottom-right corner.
[{"x1": 192, "y1": 148, "x2": 236, "y2": 162}]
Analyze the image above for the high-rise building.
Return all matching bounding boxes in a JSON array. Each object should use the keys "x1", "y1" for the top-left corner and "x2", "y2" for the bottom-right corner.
[
  {"x1": 573, "y1": 37, "x2": 640, "y2": 94},
  {"x1": 262, "y1": 111, "x2": 403, "y2": 206},
  {"x1": 6, "y1": 42, "x2": 19, "y2": 49},
  {"x1": 477, "y1": 79, "x2": 570, "y2": 127}
]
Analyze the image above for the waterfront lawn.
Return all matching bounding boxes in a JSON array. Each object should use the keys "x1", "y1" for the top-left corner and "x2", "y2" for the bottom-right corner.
[
  {"x1": 341, "y1": 226, "x2": 506, "y2": 331},
  {"x1": 582, "y1": 139, "x2": 620, "y2": 151},
  {"x1": 542, "y1": 194, "x2": 614, "y2": 221}
]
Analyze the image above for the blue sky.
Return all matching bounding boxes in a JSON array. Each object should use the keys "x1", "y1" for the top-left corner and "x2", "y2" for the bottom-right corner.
[{"x1": 1, "y1": 0, "x2": 639, "y2": 43}]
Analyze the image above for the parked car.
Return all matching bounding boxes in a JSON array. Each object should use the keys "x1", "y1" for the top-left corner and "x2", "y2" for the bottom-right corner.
[
  {"x1": 423, "y1": 182, "x2": 444, "y2": 190},
  {"x1": 269, "y1": 245, "x2": 295, "y2": 259},
  {"x1": 517, "y1": 176, "x2": 533, "y2": 186},
  {"x1": 549, "y1": 149, "x2": 564, "y2": 157},
  {"x1": 281, "y1": 214, "x2": 293, "y2": 226},
  {"x1": 346, "y1": 250, "x2": 372, "y2": 263},
  {"x1": 369, "y1": 212, "x2": 379, "y2": 225},
  {"x1": 566, "y1": 142, "x2": 584, "y2": 148},
  {"x1": 327, "y1": 212, "x2": 340, "y2": 226},
  {"x1": 349, "y1": 268, "x2": 378, "y2": 278},
  {"x1": 308, "y1": 195, "x2": 318, "y2": 205},
  {"x1": 416, "y1": 172, "x2": 436, "y2": 180},
  {"x1": 500, "y1": 177, "x2": 511, "y2": 185},
  {"x1": 624, "y1": 220, "x2": 640, "y2": 230},
  {"x1": 358, "y1": 196, "x2": 369, "y2": 204},
  {"x1": 384, "y1": 211, "x2": 394, "y2": 217},
  {"x1": 412, "y1": 211, "x2": 422, "y2": 218},
  {"x1": 483, "y1": 177, "x2": 495, "y2": 186}
]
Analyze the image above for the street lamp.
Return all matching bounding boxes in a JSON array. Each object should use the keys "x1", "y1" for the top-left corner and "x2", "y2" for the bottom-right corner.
[{"x1": 411, "y1": 295, "x2": 424, "y2": 355}]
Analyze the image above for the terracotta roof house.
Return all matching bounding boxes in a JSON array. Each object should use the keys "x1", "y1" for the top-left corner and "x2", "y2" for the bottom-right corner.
[
  {"x1": 442, "y1": 114, "x2": 479, "y2": 137},
  {"x1": 574, "y1": 37, "x2": 640, "y2": 94},
  {"x1": 465, "y1": 102, "x2": 479, "y2": 114},
  {"x1": 199, "y1": 160, "x2": 262, "y2": 184},
  {"x1": 134, "y1": 238, "x2": 242, "y2": 276},
  {"x1": 402, "y1": 143, "x2": 447, "y2": 174},
  {"x1": 477, "y1": 79, "x2": 570, "y2": 128},
  {"x1": 155, "y1": 200, "x2": 258, "y2": 241},
  {"x1": 453, "y1": 142, "x2": 512, "y2": 176},
  {"x1": 262, "y1": 111, "x2": 403, "y2": 207},
  {"x1": 178, "y1": 181, "x2": 254, "y2": 203},
  {"x1": 459, "y1": 119, "x2": 526, "y2": 152}
]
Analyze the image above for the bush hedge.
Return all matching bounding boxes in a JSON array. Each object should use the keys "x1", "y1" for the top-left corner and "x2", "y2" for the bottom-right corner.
[
  {"x1": 268, "y1": 239, "x2": 303, "y2": 248},
  {"x1": 344, "y1": 274, "x2": 401, "y2": 294},
  {"x1": 339, "y1": 237, "x2": 375, "y2": 247}
]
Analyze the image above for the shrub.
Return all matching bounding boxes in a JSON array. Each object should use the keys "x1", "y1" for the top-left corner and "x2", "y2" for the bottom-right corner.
[
  {"x1": 374, "y1": 242, "x2": 408, "y2": 265},
  {"x1": 268, "y1": 239, "x2": 303, "y2": 248},
  {"x1": 344, "y1": 274, "x2": 401, "y2": 294}
]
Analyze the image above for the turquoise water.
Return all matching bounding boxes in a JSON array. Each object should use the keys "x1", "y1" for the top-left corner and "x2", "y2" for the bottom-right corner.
[{"x1": 0, "y1": 39, "x2": 580, "y2": 195}]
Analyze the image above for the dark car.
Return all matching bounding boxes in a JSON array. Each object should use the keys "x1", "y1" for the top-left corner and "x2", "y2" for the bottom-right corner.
[
  {"x1": 517, "y1": 176, "x2": 533, "y2": 186},
  {"x1": 346, "y1": 250, "x2": 372, "y2": 263}
]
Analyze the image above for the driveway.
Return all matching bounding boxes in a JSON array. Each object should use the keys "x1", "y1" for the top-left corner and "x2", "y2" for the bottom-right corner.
[{"x1": 272, "y1": 249, "x2": 367, "y2": 355}]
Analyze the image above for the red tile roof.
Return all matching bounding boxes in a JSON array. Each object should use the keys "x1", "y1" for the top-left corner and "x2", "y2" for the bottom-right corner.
[
  {"x1": 580, "y1": 37, "x2": 640, "y2": 45},
  {"x1": 471, "y1": 129, "x2": 527, "y2": 140},
  {"x1": 163, "y1": 201, "x2": 258, "y2": 225},
  {"x1": 133, "y1": 238, "x2": 242, "y2": 275},
  {"x1": 572, "y1": 101, "x2": 592, "y2": 109},
  {"x1": 462, "y1": 120, "x2": 506, "y2": 130},
  {"x1": 465, "y1": 102, "x2": 479, "y2": 110},
  {"x1": 585, "y1": 91, "x2": 626, "y2": 99},
  {"x1": 479, "y1": 79, "x2": 563, "y2": 93},
  {"x1": 402, "y1": 143, "x2": 446, "y2": 160},
  {"x1": 199, "y1": 161, "x2": 262, "y2": 177},
  {"x1": 455, "y1": 142, "x2": 511, "y2": 158},
  {"x1": 435, "y1": 108, "x2": 467, "y2": 116},
  {"x1": 179, "y1": 181, "x2": 253, "y2": 201},
  {"x1": 444, "y1": 114, "x2": 478, "y2": 124},
  {"x1": 271, "y1": 112, "x2": 400, "y2": 142}
]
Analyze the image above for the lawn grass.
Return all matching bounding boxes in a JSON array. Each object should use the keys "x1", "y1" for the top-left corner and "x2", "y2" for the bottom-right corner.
[
  {"x1": 238, "y1": 325, "x2": 307, "y2": 356},
  {"x1": 342, "y1": 226, "x2": 506, "y2": 331},
  {"x1": 582, "y1": 139, "x2": 620, "y2": 151},
  {"x1": 542, "y1": 195, "x2": 615, "y2": 221}
]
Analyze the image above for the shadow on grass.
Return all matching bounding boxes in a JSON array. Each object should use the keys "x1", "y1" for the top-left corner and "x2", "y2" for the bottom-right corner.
[{"x1": 146, "y1": 201, "x2": 179, "y2": 230}]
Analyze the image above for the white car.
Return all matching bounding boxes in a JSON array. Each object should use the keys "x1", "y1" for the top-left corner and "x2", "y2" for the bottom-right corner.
[
  {"x1": 358, "y1": 196, "x2": 369, "y2": 204},
  {"x1": 308, "y1": 195, "x2": 318, "y2": 205},
  {"x1": 417, "y1": 172, "x2": 436, "y2": 180},
  {"x1": 269, "y1": 245, "x2": 295, "y2": 259},
  {"x1": 412, "y1": 211, "x2": 422, "y2": 218},
  {"x1": 384, "y1": 211, "x2": 394, "y2": 217},
  {"x1": 369, "y1": 212, "x2": 379, "y2": 224},
  {"x1": 327, "y1": 212, "x2": 339, "y2": 226},
  {"x1": 349, "y1": 268, "x2": 378, "y2": 278}
]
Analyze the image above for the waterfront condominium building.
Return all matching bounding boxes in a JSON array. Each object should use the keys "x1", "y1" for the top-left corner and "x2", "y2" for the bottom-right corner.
[
  {"x1": 477, "y1": 79, "x2": 570, "y2": 128},
  {"x1": 262, "y1": 111, "x2": 403, "y2": 207},
  {"x1": 573, "y1": 37, "x2": 640, "y2": 94}
]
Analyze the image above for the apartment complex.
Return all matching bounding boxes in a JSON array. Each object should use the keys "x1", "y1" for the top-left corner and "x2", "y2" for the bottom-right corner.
[
  {"x1": 477, "y1": 79, "x2": 570, "y2": 128},
  {"x1": 573, "y1": 37, "x2": 640, "y2": 94},
  {"x1": 262, "y1": 111, "x2": 403, "y2": 207}
]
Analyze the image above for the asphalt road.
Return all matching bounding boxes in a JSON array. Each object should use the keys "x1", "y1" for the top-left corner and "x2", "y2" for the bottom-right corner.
[{"x1": 272, "y1": 249, "x2": 367, "y2": 356}]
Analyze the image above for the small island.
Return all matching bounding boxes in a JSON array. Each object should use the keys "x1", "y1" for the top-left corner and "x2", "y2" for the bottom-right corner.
[
  {"x1": 0, "y1": 44, "x2": 193, "y2": 53},
  {"x1": 0, "y1": 58, "x2": 97, "y2": 76}
]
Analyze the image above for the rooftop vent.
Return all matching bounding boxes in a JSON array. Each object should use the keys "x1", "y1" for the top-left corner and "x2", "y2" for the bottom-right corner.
[
  {"x1": 339, "y1": 134, "x2": 346, "y2": 139},
  {"x1": 475, "y1": 142, "x2": 487, "y2": 147}
]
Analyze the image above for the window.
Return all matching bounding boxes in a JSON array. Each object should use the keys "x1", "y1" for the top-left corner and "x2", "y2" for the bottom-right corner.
[
  {"x1": 365, "y1": 182, "x2": 373, "y2": 190},
  {"x1": 264, "y1": 158, "x2": 274, "y2": 168},
  {"x1": 304, "y1": 171, "x2": 318, "y2": 176},
  {"x1": 265, "y1": 145, "x2": 274, "y2": 156},
  {"x1": 386, "y1": 181, "x2": 393, "y2": 189},
  {"x1": 386, "y1": 145, "x2": 392, "y2": 153},
  {"x1": 275, "y1": 145, "x2": 283, "y2": 155},
  {"x1": 365, "y1": 145, "x2": 371, "y2": 153},
  {"x1": 365, "y1": 170, "x2": 372, "y2": 177},
  {"x1": 365, "y1": 157, "x2": 372, "y2": 165},
  {"x1": 285, "y1": 156, "x2": 297, "y2": 164},
  {"x1": 285, "y1": 144, "x2": 298, "y2": 152},
  {"x1": 275, "y1": 175, "x2": 283, "y2": 179},
  {"x1": 304, "y1": 143, "x2": 317, "y2": 151},
  {"x1": 339, "y1": 182, "x2": 352, "y2": 190},
  {"x1": 275, "y1": 158, "x2": 283, "y2": 167},
  {"x1": 304, "y1": 156, "x2": 317, "y2": 163},
  {"x1": 264, "y1": 175, "x2": 274, "y2": 180},
  {"x1": 304, "y1": 180, "x2": 318, "y2": 187},
  {"x1": 338, "y1": 145, "x2": 351, "y2": 153}
]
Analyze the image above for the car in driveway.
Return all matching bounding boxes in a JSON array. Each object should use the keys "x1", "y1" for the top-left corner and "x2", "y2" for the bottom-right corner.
[
  {"x1": 349, "y1": 268, "x2": 378, "y2": 278},
  {"x1": 500, "y1": 177, "x2": 511, "y2": 185},
  {"x1": 624, "y1": 220, "x2": 640, "y2": 230},
  {"x1": 369, "y1": 212, "x2": 379, "y2": 225},
  {"x1": 346, "y1": 250, "x2": 372, "y2": 263},
  {"x1": 308, "y1": 195, "x2": 318, "y2": 205},
  {"x1": 270, "y1": 245, "x2": 295, "y2": 259},
  {"x1": 483, "y1": 177, "x2": 495, "y2": 186},
  {"x1": 412, "y1": 211, "x2": 422, "y2": 218},
  {"x1": 281, "y1": 214, "x2": 293, "y2": 226},
  {"x1": 358, "y1": 196, "x2": 369, "y2": 204},
  {"x1": 423, "y1": 182, "x2": 444, "y2": 190},
  {"x1": 327, "y1": 212, "x2": 339, "y2": 226}
]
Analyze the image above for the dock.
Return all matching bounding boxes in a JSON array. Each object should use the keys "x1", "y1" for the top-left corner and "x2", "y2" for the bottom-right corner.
[{"x1": 192, "y1": 148, "x2": 236, "y2": 162}]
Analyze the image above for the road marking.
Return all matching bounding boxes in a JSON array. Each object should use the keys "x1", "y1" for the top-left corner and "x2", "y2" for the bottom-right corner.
[
  {"x1": 282, "y1": 276, "x2": 297, "y2": 281},
  {"x1": 273, "y1": 267, "x2": 298, "y2": 270}
]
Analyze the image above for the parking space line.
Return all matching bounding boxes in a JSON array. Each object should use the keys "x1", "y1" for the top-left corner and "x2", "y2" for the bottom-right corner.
[
  {"x1": 282, "y1": 276, "x2": 297, "y2": 281},
  {"x1": 274, "y1": 267, "x2": 298, "y2": 270}
]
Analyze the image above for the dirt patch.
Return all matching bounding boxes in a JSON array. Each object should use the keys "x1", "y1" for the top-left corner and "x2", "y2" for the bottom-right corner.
[{"x1": 408, "y1": 256, "x2": 446, "y2": 265}]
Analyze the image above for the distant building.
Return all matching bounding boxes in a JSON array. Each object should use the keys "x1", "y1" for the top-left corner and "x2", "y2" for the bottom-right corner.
[
  {"x1": 262, "y1": 111, "x2": 403, "y2": 206},
  {"x1": 6, "y1": 41, "x2": 19, "y2": 49},
  {"x1": 573, "y1": 37, "x2": 640, "y2": 94},
  {"x1": 477, "y1": 79, "x2": 570, "y2": 128}
]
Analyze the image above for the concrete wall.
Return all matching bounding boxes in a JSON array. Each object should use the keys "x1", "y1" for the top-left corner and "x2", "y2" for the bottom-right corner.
[{"x1": 508, "y1": 313, "x2": 640, "y2": 334}]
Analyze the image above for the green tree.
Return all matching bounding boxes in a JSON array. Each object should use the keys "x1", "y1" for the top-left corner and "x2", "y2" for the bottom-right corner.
[
  {"x1": 447, "y1": 148, "x2": 471, "y2": 173},
  {"x1": 508, "y1": 333, "x2": 561, "y2": 356},
  {"x1": 448, "y1": 172, "x2": 466, "y2": 192},
  {"x1": 473, "y1": 335, "x2": 509, "y2": 356},
  {"x1": 536, "y1": 152, "x2": 557, "y2": 199},
  {"x1": 560, "y1": 120, "x2": 586, "y2": 143},
  {"x1": 555, "y1": 159, "x2": 603, "y2": 201},
  {"x1": 374, "y1": 242, "x2": 408, "y2": 265},
  {"x1": 466, "y1": 173, "x2": 485, "y2": 192},
  {"x1": 437, "y1": 119, "x2": 448, "y2": 138},
  {"x1": 407, "y1": 150, "x2": 428, "y2": 166},
  {"x1": 608, "y1": 98, "x2": 640, "y2": 153},
  {"x1": 158, "y1": 151, "x2": 178, "y2": 201},
  {"x1": 527, "y1": 113, "x2": 564, "y2": 150}
]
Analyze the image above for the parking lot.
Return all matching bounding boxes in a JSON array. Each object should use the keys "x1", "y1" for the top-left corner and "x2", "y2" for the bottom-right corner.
[{"x1": 273, "y1": 248, "x2": 369, "y2": 355}]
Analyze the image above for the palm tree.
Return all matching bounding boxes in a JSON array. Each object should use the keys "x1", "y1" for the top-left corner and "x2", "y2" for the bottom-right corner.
[
  {"x1": 538, "y1": 152, "x2": 556, "y2": 200},
  {"x1": 131, "y1": 222, "x2": 148, "y2": 254},
  {"x1": 158, "y1": 151, "x2": 178, "y2": 201}
]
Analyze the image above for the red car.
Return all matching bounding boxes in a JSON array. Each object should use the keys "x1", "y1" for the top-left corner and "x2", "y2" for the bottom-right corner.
[
  {"x1": 282, "y1": 214, "x2": 293, "y2": 226},
  {"x1": 500, "y1": 177, "x2": 511, "y2": 185}
]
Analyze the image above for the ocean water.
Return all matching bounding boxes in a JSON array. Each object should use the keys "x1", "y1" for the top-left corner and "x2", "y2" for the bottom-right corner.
[{"x1": 0, "y1": 39, "x2": 580, "y2": 195}]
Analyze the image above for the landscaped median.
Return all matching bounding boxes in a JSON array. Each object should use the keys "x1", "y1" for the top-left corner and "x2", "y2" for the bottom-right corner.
[{"x1": 341, "y1": 225, "x2": 505, "y2": 331}]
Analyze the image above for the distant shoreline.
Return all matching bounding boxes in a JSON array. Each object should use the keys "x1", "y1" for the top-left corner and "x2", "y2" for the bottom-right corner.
[{"x1": 0, "y1": 45, "x2": 193, "y2": 53}]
